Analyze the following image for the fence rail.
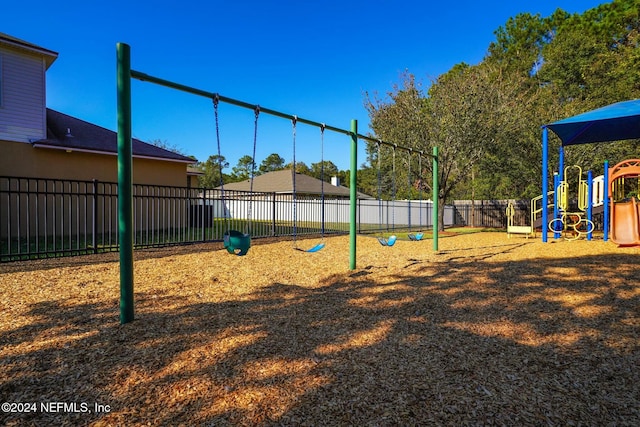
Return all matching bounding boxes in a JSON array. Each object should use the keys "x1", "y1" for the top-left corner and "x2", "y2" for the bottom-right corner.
[{"x1": 2, "y1": 176, "x2": 506, "y2": 262}]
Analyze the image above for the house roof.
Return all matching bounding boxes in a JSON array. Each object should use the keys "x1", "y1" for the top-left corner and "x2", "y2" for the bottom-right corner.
[
  {"x1": 32, "y1": 109, "x2": 195, "y2": 164},
  {"x1": 187, "y1": 165, "x2": 205, "y2": 176},
  {"x1": 0, "y1": 32, "x2": 58, "y2": 69},
  {"x1": 220, "y1": 169, "x2": 373, "y2": 198}
]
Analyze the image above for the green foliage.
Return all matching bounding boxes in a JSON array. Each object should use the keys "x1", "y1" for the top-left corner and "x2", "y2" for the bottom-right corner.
[
  {"x1": 149, "y1": 139, "x2": 189, "y2": 156},
  {"x1": 231, "y1": 155, "x2": 256, "y2": 182},
  {"x1": 195, "y1": 155, "x2": 230, "y2": 188},
  {"x1": 309, "y1": 160, "x2": 339, "y2": 181},
  {"x1": 363, "y1": 0, "x2": 640, "y2": 210},
  {"x1": 191, "y1": 1, "x2": 640, "y2": 203},
  {"x1": 258, "y1": 153, "x2": 286, "y2": 174},
  {"x1": 539, "y1": 0, "x2": 640, "y2": 105}
]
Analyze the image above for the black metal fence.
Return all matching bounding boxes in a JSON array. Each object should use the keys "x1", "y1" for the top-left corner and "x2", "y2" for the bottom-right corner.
[
  {"x1": 451, "y1": 200, "x2": 513, "y2": 228},
  {"x1": 1, "y1": 176, "x2": 506, "y2": 262}
]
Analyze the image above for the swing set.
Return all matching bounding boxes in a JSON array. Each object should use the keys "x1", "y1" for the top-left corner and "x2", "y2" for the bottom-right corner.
[
  {"x1": 115, "y1": 42, "x2": 439, "y2": 324},
  {"x1": 376, "y1": 142, "x2": 398, "y2": 246},
  {"x1": 213, "y1": 96, "x2": 255, "y2": 256},
  {"x1": 291, "y1": 117, "x2": 327, "y2": 252},
  {"x1": 407, "y1": 151, "x2": 426, "y2": 241},
  {"x1": 374, "y1": 143, "x2": 428, "y2": 246}
]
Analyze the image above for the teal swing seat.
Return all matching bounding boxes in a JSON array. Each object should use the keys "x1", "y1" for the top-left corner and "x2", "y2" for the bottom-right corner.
[
  {"x1": 214, "y1": 98, "x2": 258, "y2": 257},
  {"x1": 223, "y1": 230, "x2": 251, "y2": 256},
  {"x1": 408, "y1": 232, "x2": 424, "y2": 241}
]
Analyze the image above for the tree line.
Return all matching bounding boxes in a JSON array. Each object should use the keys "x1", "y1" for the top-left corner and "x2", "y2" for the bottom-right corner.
[
  {"x1": 162, "y1": 0, "x2": 640, "y2": 215},
  {"x1": 194, "y1": 153, "x2": 348, "y2": 188},
  {"x1": 363, "y1": 0, "x2": 640, "y2": 226}
]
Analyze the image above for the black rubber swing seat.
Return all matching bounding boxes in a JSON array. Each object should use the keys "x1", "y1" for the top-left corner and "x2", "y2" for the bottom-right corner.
[{"x1": 223, "y1": 230, "x2": 251, "y2": 256}]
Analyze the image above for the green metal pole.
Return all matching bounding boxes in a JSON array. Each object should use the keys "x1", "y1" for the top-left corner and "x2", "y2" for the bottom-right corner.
[
  {"x1": 117, "y1": 43, "x2": 134, "y2": 324},
  {"x1": 349, "y1": 119, "x2": 357, "y2": 270},
  {"x1": 432, "y1": 146, "x2": 439, "y2": 252}
]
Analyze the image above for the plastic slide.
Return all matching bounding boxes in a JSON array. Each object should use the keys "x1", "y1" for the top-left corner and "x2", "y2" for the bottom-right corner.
[{"x1": 610, "y1": 198, "x2": 640, "y2": 246}]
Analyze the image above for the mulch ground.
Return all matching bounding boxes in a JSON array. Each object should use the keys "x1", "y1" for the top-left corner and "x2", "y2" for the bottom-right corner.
[{"x1": 1, "y1": 232, "x2": 638, "y2": 426}]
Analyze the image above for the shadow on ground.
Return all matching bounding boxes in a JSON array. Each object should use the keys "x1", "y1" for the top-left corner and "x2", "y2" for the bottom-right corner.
[{"x1": 1, "y1": 247, "x2": 638, "y2": 426}]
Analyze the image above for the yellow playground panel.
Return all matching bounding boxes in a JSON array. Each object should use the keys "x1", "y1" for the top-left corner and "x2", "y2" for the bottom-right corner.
[
  {"x1": 548, "y1": 165, "x2": 595, "y2": 240},
  {"x1": 506, "y1": 200, "x2": 534, "y2": 238},
  {"x1": 507, "y1": 165, "x2": 602, "y2": 240}
]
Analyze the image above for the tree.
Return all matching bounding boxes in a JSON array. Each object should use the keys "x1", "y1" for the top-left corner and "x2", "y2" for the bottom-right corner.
[
  {"x1": 310, "y1": 160, "x2": 339, "y2": 181},
  {"x1": 149, "y1": 139, "x2": 189, "y2": 156},
  {"x1": 285, "y1": 161, "x2": 311, "y2": 175},
  {"x1": 258, "y1": 153, "x2": 285, "y2": 174},
  {"x1": 355, "y1": 165, "x2": 377, "y2": 197},
  {"x1": 196, "y1": 155, "x2": 229, "y2": 188},
  {"x1": 363, "y1": 1, "x2": 640, "y2": 213},
  {"x1": 487, "y1": 11, "x2": 557, "y2": 78},
  {"x1": 535, "y1": 0, "x2": 640, "y2": 177},
  {"x1": 480, "y1": 2, "x2": 640, "y2": 199},
  {"x1": 366, "y1": 65, "x2": 536, "y2": 228},
  {"x1": 539, "y1": 0, "x2": 640, "y2": 105},
  {"x1": 231, "y1": 155, "x2": 256, "y2": 182},
  {"x1": 364, "y1": 73, "x2": 430, "y2": 200}
]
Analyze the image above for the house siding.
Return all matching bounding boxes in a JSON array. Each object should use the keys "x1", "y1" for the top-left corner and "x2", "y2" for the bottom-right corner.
[
  {"x1": 0, "y1": 46, "x2": 46, "y2": 142},
  {"x1": 0, "y1": 141, "x2": 189, "y2": 186},
  {"x1": 0, "y1": 150, "x2": 192, "y2": 243}
]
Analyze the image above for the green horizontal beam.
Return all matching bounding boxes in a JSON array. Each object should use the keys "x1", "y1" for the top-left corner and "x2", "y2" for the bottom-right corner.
[{"x1": 130, "y1": 70, "x2": 435, "y2": 159}]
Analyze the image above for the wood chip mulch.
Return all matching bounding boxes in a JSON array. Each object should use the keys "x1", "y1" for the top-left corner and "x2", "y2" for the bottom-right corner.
[{"x1": 1, "y1": 232, "x2": 638, "y2": 426}]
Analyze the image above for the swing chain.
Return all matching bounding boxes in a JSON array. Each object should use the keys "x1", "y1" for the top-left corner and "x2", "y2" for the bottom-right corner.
[
  {"x1": 292, "y1": 116, "x2": 298, "y2": 245},
  {"x1": 246, "y1": 105, "x2": 260, "y2": 232},
  {"x1": 212, "y1": 95, "x2": 230, "y2": 233}
]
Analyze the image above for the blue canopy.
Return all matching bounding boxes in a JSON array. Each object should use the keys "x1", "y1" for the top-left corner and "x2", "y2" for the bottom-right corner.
[{"x1": 547, "y1": 99, "x2": 640, "y2": 146}]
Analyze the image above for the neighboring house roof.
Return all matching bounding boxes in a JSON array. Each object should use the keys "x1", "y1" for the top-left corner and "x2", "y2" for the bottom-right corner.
[
  {"x1": 32, "y1": 109, "x2": 195, "y2": 164},
  {"x1": 220, "y1": 169, "x2": 373, "y2": 199},
  {"x1": 0, "y1": 32, "x2": 58, "y2": 69},
  {"x1": 187, "y1": 165, "x2": 204, "y2": 176}
]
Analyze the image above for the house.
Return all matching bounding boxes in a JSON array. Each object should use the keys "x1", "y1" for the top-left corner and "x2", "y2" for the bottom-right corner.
[
  {"x1": 0, "y1": 32, "x2": 197, "y2": 187},
  {"x1": 220, "y1": 169, "x2": 373, "y2": 199},
  {"x1": 0, "y1": 32, "x2": 202, "y2": 249}
]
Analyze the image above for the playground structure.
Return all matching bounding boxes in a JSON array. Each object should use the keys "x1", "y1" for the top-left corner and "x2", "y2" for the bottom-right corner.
[
  {"x1": 542, "y1": 99, "x2": 640, "y2": 244},
  {"x1": 608, "y1": 159, "x2": 640, "y2": 245},
  {"x1": 506, "y1": 165, "x2": 604, "y2": 240},
  {"x1": 517, "y1": 156, "x2": 640, "y2": 245},
  {"x1": 115, "y1": 42, "x2": 439, "y2": 323}
]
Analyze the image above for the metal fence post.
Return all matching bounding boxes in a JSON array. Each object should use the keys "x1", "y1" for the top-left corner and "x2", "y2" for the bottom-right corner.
[
  {"x1": 92, "y1": 179, "x2": 98, "y2": 254},
  {"x1": 272, "y1": 192, "x2": 276, "y2": 237}
]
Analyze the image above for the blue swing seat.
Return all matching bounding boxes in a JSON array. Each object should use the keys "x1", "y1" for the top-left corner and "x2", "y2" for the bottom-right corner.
[
  {"x1": 295, "y1": 242, "x2": 325, "y2": 253},
  {"x1": 305, "y1": 242, "x2": 326, "y2": 252},
  {"x1": 223, "y1": 230, "x2": 251, "y2": 256},
  {"x1": 377, "y1": 235, "x2": 397, "y2": 246},
  {"x1": 408, "y1": 232, "x2": 424, "y2": 241}
]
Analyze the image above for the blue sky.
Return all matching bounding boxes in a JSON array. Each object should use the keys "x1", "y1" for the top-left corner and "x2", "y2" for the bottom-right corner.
[{"x1": 4, "y1": 0, "x2": 606, "y2": 171}]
